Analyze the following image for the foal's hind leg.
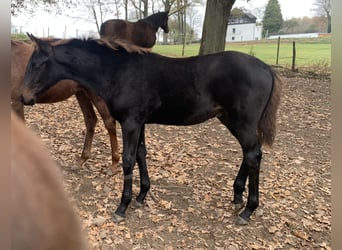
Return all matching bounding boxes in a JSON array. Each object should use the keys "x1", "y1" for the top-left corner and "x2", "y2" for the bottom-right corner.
[
  {"x1": 218, "y1": 116, "x2": 262, "y2": 225},
  {"x1": 234, "y1": 141, "x2": 262, "y2": 225},
  {"x1": 75, "y1": 92, "x2": 97, "y2": 166},
  {"x1": 133, "y1": 125, "x2": 150, "y2": 207}
]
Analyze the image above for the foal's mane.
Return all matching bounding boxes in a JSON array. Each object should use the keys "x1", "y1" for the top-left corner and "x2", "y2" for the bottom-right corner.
[
  {"x1": 96, "y1": 38, "x2": 151, "y2": 54},
  {"x1": 41, "y1": 37, "x2": 150, "y2": 54}
]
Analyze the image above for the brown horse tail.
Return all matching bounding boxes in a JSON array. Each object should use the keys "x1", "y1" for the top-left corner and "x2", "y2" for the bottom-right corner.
[{"x1": 257, "y1": 68, "x2": 282, "y2": 147}]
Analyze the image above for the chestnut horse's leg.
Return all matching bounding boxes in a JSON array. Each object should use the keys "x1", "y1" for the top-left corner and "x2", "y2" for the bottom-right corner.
[
  {"x1": 74, "y1": 91, "x2": 98, "y2": 166},
  {"x1": 87, "y1": 91, "x2": 120, "y2": 173}
]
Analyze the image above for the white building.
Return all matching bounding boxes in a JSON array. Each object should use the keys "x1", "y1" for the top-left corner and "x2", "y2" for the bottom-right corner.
[{"x1": 226, "y1": 12, "x2": 262, "y2": 42}]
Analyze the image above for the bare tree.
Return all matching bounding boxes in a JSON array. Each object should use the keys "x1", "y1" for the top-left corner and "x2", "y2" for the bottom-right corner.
[
  {"x1": 86, "y1": 0, "x2": 104, "y2": 33},
  {"x1": 123, "y1": 0, "x2": 128, "y2": 19},
  {"x1": 65, "y1": 0, "x2": 121, "y2": 35},
  {"x1": 161, "y1": 0, "x2": 176, "y2": 11},
  {"x1": 312, "y1": 0, "x2": 331, "y2": 33},
  {"x1": 130, "y1": 0, "x2": 149, "y2": 18},
  {"x1": 11, "y1": 0, "x2": 64, "y2": 16},
  {"x1": 161, "y1": 0, "x2": 177, "y2": 43},
  {"x1": 160, "y1": 0, "x2": 200, "y2": 45},
  {"x1": 187, "y1": 4, "x2": 202, "y2": 42}
]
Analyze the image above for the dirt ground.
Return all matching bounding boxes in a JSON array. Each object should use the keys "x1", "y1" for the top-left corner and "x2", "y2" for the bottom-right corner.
[{"x1": 24, "y1": 69, "x2": 331, "y2": 250}]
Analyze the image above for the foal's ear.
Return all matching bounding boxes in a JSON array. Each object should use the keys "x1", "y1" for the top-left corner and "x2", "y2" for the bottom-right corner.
[{"x1": 26, "y1": 32, "x2": 53, "y2": 55}]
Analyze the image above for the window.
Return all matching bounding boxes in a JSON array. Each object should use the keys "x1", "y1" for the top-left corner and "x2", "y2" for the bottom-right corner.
[{"x1": 232, "y1": 28, "x2": 236, "y2": 34}]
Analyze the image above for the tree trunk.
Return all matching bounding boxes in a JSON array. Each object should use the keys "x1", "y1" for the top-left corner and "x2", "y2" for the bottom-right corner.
[
  {"x1": 143, "y1": 0, "x2": 148, "y2": 17},
  {"x1": 181, "y1": 0, "x2": 187, "y2": 56},
  {"x1": 124, "y1": 0, "x2": 128, "y2": 20},
  {"x1": 199, "y1": 0, "x2": 235, "y2": 55}
]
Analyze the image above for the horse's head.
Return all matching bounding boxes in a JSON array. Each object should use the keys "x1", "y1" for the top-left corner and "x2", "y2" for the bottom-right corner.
[
  {"x1": 159, "y1": 11, "x2": 169, "y2": 33},
  {"x1": 20, "y1": 33, "x2": 61, "y2": 105}
]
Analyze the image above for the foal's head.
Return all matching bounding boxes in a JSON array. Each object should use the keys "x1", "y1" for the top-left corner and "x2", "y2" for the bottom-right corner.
[
  {"x1": 19, "y1": 34, "x2": 63, "y2": 105},
  {"x1": 21, "y1": 34, "x2": 52, "y2": 105},
  {"x1": 20, "y1": 33, "x2": 150, "y2": 105}
]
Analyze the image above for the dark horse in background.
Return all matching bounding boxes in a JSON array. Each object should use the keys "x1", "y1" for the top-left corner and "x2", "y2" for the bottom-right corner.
[
  {"x1": 11, "y1": 39, "x2": 120, "y2": 171},
  {"x1": 21, "y1": 34, "x2": 281, "y2": 225},
  {"x1": 100, "y1": 11, "x2": 169, "y2": 48}
]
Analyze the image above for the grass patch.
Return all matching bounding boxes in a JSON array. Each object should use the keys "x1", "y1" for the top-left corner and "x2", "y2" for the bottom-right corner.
[{"x1": 153, "y1": 37, "x2": 331, "y2": 68}]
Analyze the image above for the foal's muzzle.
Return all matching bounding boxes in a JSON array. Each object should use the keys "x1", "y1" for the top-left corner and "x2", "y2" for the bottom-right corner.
[{"x1": 20, "y1": 95, "x2": 35, "y2": 106}]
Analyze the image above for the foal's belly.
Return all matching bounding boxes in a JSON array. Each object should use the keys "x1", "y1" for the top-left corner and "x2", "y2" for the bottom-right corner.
[{"x1": 146, "y1": 104, "x2": 224, "y2": 126}]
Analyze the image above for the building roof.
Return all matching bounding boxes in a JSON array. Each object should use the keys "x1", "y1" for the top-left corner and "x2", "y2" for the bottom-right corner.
[{"x1": 228, "y1": 11, "x2": 257, "y2": 25}]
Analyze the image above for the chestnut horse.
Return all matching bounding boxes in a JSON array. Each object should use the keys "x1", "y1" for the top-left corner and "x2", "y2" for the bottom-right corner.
[
  {"x1": 100, "y1": 11, "x2": 169, "y2": 48},
  {"x1": 11, "y1": 39, "x2": 119, "y2": 171},
  {"x1": 11, "y1": 112, "x2": 87, "y2": 250},
  {"x1": 21, "y1": 35, "x2": 281, "y2": 225}
]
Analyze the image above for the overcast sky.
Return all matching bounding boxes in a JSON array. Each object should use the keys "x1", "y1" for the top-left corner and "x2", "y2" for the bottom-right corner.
[
  {"x1": 11, "y1": 0, "x2": 316, "y2": 38},
  {"x1": 235, "y1": 0, "x2": 315, "y2": 19}
]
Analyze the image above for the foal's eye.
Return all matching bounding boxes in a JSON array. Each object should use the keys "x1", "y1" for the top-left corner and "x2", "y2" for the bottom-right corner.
[
  {"x1": 32, "y1": 62, "x2": 39, "y2": 69},
  {"x1": 32, "y1": 62, "x2": 44, "y2": 70}
]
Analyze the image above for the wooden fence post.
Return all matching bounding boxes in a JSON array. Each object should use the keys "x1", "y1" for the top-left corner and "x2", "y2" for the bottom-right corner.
[
  {"x1": 292, "y1": 41, "x2": 296, "y2": 72},
  {"x1": 276, "y1": 36, "x2": 280, "y2": 65}
]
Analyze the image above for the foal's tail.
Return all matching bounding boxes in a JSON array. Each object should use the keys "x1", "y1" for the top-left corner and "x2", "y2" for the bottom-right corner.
[{"x1": 257, "y1": 68, "x2": 282, "y2": 147}]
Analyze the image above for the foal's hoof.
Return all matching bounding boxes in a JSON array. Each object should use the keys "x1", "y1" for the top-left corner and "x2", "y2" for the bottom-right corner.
[
  {"x1": 112, "y1": 213, "x2": 125, "y2": 223},
  {"x1": 69, "y1": 165, "x2": 81, "y2": 171},
  {"x1": 233, "y1": 202, "x2": 245, "y2": 213},
  {"x1": 235, "y1": 215, "x2": 249, "y2": 225},
  {"x1": 131, "y1": 200, "x2": 144, "y2": 209}
]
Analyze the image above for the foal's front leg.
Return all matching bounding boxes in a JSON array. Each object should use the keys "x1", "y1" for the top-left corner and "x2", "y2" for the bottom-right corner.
[{"x1": 113, "y1": 122, "x2": 142, "y2": 222}]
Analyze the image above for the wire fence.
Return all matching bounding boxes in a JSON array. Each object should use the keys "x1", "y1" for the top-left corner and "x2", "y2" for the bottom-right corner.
[
  {"x1": 11, "y1": 25, "x2": 99, "y2": 39},
  {"x1": 11, "y1": 24, "x2": 168, "y2": 45}
]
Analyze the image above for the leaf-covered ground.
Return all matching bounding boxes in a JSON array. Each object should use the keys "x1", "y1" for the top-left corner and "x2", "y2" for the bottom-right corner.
[{"x1": 24, "y1": 71, "x2": 331, "y2": 249}]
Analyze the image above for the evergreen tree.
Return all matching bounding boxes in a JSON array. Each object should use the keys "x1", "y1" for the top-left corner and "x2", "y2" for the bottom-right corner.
[{"x1": 262, "y1": 0, "x2": 283, "y2": 37}]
